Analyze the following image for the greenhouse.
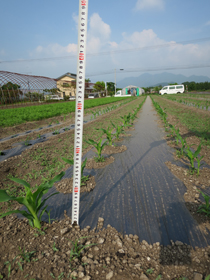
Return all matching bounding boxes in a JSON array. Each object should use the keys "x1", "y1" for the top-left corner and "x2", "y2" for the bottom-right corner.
[{"x1": 117, "y1": 85, "x2": 145, "y2": 96}]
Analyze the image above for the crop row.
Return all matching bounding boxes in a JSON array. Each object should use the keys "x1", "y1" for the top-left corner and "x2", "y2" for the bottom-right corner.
[
  {"x1": 153, "y1": 95, "x2": 210, "y2": 146},
  {"x1": 163, "y1": 95, "x2": 210, "y2": 111},
  {"x1": 0, "y1": 97, "x2": 135, "y2": 128},
  {"x1": 167, "y1": 93, "x2": 210, "y2": 99},
  {"x1": 150, "y1": 96, "x2": 210, "y2": 217}
]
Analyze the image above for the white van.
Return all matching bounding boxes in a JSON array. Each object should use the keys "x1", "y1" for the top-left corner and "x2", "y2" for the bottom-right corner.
[
  {"x1": 159, "y1": 85, "x2": 184, "y2": 95},
  {"x1": 88, "y1": 93, "x2": 99, "y2": 99}
]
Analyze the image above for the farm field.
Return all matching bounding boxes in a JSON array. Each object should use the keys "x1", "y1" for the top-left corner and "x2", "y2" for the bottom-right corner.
[
  {"x1": 0, "y1": 96, "x2": 210, "y2": 280},
  {"x1": 162, "y1": 94, "x2": 210, "y2": 111},
  {"x1": 0, "y1": 97, "x2": 131, "y2": 128}
]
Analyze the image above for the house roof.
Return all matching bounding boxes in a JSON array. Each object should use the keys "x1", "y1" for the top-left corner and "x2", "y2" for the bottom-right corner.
[
  {"x1": 56, "y1": 72, "x2": 77, "y2": 81},
  {"x1": 85, "y1": 82, "x2": 95, "y2": 90}
]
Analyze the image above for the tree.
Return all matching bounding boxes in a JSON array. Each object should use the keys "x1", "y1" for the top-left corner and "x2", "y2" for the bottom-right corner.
[
  {"x1": 107, "y1": 82, "x2": 115, "y2": 93},
  {"x1": 93, "y1": 81, "x2": 105, "y2": 92}
]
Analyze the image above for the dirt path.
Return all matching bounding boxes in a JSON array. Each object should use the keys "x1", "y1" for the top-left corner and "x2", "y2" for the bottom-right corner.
[{"x1": 42, "y1": 97, "x2": 210, "y2": 247}]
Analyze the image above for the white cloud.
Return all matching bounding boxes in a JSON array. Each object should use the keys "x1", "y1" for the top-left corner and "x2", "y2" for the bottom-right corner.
[
  {"x1": 121, "y1": 29, "x2": 166, "y2": 48},
  {"x1": 33, "y1": 43, "x2": 77, "y2": 57},
  {"x1": 135, "y1": 0, "x2": 164, "y2": 11},
  {"x1": 16, "y1": 13, "x2": 210, "y2": 80},
  {"x1": 205, "y1": 20, "x2": 210, "y2": 26},
  {"x1": 87, "y1": 13, "x2": 111, "y2": 52},
  {"x1": 31, "y1": 13, "x2": 112, "y2": 56},
  {"x1": 89, "y1": 13, "x2": 111, "y2": 40}
]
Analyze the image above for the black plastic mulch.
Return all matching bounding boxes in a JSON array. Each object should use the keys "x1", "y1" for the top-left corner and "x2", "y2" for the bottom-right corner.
[{"x1": 22, "y1": 97, "x2": 210, "y2": 247}]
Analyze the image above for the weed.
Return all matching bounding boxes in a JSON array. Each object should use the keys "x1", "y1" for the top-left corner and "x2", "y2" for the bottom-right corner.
[
  {"x1": 69, "y1": 236, "x2": 96, "y2": 263},
  {"x1": 52, "y1": 242, "x2": 59, "y2": 252},
  {"x1": 46, "y1": 209, "x2": 55, "y2": 225},
  {"x1": 4, "y1": 260, "x2": 12, "y2": 278},
  {"x1": 146, "y1": 268, "x2": 154, "y2": 274},
  {"x1": 18, "y1": 246, "x2": 36, "y2": 263},
  {"x1": 50, "y1": 272, "x2": 55, "y2": 278},
  {"x1": 0, "y1": 172, "x2": 65, "y2": 229},
  {"x1": 58, "y1": 272, "x2": 64, "y2": 280},
  {"x1": 33, "y1": 228, "x2": 46, "y2": 237}
]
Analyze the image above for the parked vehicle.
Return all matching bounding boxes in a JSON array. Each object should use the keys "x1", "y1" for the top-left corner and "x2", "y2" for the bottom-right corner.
[
  {"x1": 114, "y1": 90, "x2": 131, "y2": 97},
  {"x1": 159, "y1": 85, "x2": 185, "y2": 95},
  {"x1": 69, "y1": 96, "x2": 76, "y2": 101},
  {"x1": 88, "y1": 93, "x2": 99, "y2": 99},
  {"x1": 49, "y1": 95, "x2": 64, "y2": 100}
]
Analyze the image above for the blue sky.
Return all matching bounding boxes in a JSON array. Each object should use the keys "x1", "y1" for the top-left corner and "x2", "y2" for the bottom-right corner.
[{"x1": 0, "y1": 0, "x2": 210, "y2": 85}]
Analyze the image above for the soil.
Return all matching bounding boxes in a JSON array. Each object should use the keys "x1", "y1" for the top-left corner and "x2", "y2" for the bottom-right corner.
[
  {"x1": 0, "y1": 96, "x2": 210, "y2": 280},
  {"x1": 102, "y1": 145, "x2": 127, "y2": 155},
  {"x1": 55, "y1": 175, "x2": 96, "y2": 194}
]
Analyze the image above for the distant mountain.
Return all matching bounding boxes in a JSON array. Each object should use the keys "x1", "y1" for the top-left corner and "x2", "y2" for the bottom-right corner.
[{"x1": 118, "y1": 72, "x2": 210, "y2": 88}]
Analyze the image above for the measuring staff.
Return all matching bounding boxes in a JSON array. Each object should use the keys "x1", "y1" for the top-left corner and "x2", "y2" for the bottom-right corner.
[{"x1": 72, "y1": 0, "x2": 89, "y2": 225}]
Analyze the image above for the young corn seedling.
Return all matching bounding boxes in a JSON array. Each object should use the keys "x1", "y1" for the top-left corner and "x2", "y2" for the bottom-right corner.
[
  {"x1": 197, "y1": 190, "x2": 210, "y2": 217},
  {"x1": 24, "y1": 137, "x2": 31, "y2": 146},
  {"x1": 97, "y1": 127, "x2": 114, "y2": 146},
  {"x1": 91, "y1": 111, "x2": 97, "y2": 119},
  {"x1": 185, "y1": 143, "x2": 203, "y2": 175},
  {"x1": 174, "y1": 128, "x2": 180, "y2": 145},
  {"x1": 111, "y1": 122, "x2": 124, "y2": 140},
  {"x1": 168, "y1": 124, "x2": 176, "y2": 137},
  {"x1": 53, "y1": 129, "x2": 60, "y2": 135},
  {"x1": 176, "y1": 135, "x2": 187, "y2": 157},
  {"x1": 85, "y1": 138, "x2": 107, "y2": 162},
  {"x1": 0, "y1": 172, "x2": 65, "y2": 229},
  {"x1": 62, "y1": 157, "x2": 89, "y2": 186},
  {"x1": 121, "y1": 114, "x2": 132, "y2": 128}
]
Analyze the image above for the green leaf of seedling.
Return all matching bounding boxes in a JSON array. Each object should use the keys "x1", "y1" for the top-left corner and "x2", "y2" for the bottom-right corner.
[
  {"x1": 62, "y1": 157, "x2": 74, "y2": 165},
  {"x1": 0, "y1": 190, "x2": 16, "y2": 203},
  {"x1": 10, "y1": 177, "x2": 30, "y2": 190},
  {"x1": 194, "y1": 143, "x2": 202, "y2": 158},
  {"x1": 36, "y1": 192, "x2": 59, "y2": 214}
]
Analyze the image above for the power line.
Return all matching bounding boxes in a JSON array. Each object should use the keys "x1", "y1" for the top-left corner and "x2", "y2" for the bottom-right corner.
[
  {"x1": 86, "y1": 64, "x2": 210, "y2": 77},
  {"x1": 0, "y1": 37, "x2": 210, "y2": 64}
]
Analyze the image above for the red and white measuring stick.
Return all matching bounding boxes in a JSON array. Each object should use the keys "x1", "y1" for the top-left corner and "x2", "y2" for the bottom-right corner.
[{"x1": 72, "y1": 0, "x2": 89, "y2": 225}]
